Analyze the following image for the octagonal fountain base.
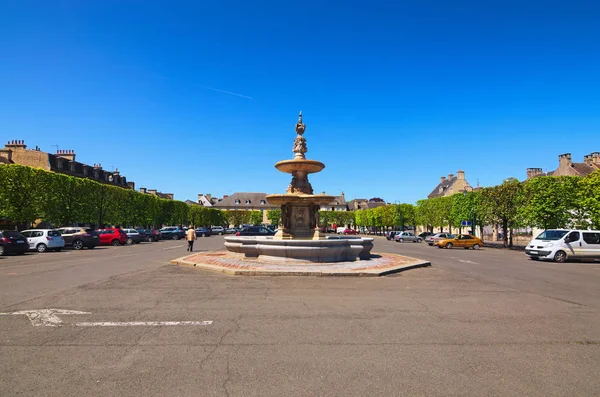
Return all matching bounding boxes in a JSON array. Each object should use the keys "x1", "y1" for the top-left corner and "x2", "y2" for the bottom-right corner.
[{"x1": 224, "y1": 236, "x2": 374, "y2": 263}]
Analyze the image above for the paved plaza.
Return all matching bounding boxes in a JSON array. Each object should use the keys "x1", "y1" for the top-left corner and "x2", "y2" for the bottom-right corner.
[{"x1": 1, "y1": 236, "x2": 599, "y2": 396}]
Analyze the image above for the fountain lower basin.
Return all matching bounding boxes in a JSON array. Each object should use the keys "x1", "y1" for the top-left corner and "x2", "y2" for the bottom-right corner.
[{"x1": 224, "y1": 236, "x2": 374, "y2": 263}]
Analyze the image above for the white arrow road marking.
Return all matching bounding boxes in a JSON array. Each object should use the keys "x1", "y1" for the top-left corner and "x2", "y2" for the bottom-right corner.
[
  {"x1": 458, "y1": 260, "x2": 479, "y2": 264},
  {"x1": 0, "y1": 309, "x2": 212, "y2": 327},
  {"x1": 76, "y1": 321, "x2": 212, "y2": 327},
  {"x1": 0, "y1": 309, "x2": 91, "y2": 326}
]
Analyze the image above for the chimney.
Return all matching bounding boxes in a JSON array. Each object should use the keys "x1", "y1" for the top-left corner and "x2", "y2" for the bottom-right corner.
[
  {"x1": 56, "y1": 149, "x2": 76, "y2": 162},
  {"x1": 93, "y1": 163, "x2": 102, "y2": 170},
  {"x1": 457, "y1": 170, "x2": 465, "y2": 180},
  {"x1": 559, "y1": 153, "x2": 572, "y2": 168},
  {"x1": 198, "y1": 194, "x2": 203, "y2": 203},
  {"x1": 165, "y1": 193, "x2": 174, "y2": 200},
  {"x1": 448, "y1": 173, "x2": 454, "y2": 180},
  {"x1": 223, "y1": 195, "x2": 229, "y2": 199},
  {"x1": 526, "y1": 168, "x2": 543, "y2": 180},
  {"x1": 127, "y1": 181, "x2": 135, "y2": 190},
  {"x1": 148, "y1": 189, "x2": 157, "y2": 196},
  {"x1": 140, "y1": 187, "x2": 147, "y2": 194},
  {"x1": 206, "y1": 194, "x2": 212, "y2": 201},
  {"x1": 5, "y1": 140, "x2": 27, "y2": 150},
  {"x1": 590, "y1": 152, "x2": 600, "y2": 166},
  {"x1": 0, "y1": 148, "x2": 12, "y2": 163},
  {"x1": 440, "y1": 176, "x2": 446, "y2": 183}
]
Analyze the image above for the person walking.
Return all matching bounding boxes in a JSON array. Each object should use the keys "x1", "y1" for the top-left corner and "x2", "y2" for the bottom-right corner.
[{"x1": 186, "y1": 227, "x2": 197, "y2": 252}]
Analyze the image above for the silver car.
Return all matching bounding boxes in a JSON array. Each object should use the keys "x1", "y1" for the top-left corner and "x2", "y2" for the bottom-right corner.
[
  {"x1": 394, "y1": 231, "x2": 422, "y2": 243},
  {"x1": 426, "y1": 233, "x2": 453, "y2": 246}
]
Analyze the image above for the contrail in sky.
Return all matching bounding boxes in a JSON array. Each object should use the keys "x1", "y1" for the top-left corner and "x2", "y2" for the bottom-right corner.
[{"x1": 195, "y1": 85, "x2": 253, "y2": 99}]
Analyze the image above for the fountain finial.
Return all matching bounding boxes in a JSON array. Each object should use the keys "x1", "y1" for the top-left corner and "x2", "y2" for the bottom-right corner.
[{"x1": 293, "y1": 111, "x2": 307, "y2": 159}]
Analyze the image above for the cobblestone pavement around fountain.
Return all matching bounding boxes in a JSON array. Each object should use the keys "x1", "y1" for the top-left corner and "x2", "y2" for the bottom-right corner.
[{"x1": 170, "y1": 250, "x2": 431, "y2": 276}]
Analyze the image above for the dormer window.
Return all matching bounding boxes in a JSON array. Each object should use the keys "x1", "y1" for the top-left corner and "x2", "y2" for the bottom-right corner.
[
  {"x1": 245, "y1": 199, "x2": 251, "y2": 204},
  {"x1": 260, "y1": 200, "x2": 266, "y2": 205},
  {"x1": 234, "y1": 199, "x2": 240, "y2": 205}
]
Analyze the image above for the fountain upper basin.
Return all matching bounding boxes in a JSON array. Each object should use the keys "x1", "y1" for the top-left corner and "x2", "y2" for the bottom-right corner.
[{"x1": 274, "y1": 159, "x2": 325, "y2": 174}]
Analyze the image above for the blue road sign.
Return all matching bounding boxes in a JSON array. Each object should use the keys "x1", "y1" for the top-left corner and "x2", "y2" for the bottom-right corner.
[{"x1": 461, "y1": 221, "x2": 472, "y2": 227}]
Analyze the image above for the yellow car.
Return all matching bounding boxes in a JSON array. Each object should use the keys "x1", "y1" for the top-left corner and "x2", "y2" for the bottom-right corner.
[{"x1": 435, "y1": 234, "x2": 483, "y2": 250}]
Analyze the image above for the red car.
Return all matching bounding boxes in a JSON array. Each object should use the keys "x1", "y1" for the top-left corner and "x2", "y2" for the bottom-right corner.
[
  {"x1": 98, "y1": 228, "x2": 128, "y2": 246},
  {"x1": 342, "y1": 228, "x2": 358, "y2": 235}
]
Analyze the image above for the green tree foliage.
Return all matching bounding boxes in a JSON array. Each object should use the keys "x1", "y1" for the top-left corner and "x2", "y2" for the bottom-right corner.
[
  {"x1": 250, "y1": 211, "x2": 263, "y2": 225},
  {"x1": 577, "y1": 170, "x2": 600, "y2": 229},
  {"x1": 0, "y1": 164, "x2": 226, "y2": 230},
  {"x1": 267, "y1": 209, "x2": 282, "y2": 226},
  {"x1": 521, "y1": 176, "x2": 580, "y2": 229},
  {"x1": 480, "y1": 178, "x2": 524, "y2": 247}
]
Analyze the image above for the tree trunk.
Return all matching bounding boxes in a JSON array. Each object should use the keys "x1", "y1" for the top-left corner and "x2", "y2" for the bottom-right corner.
[
  {"x1": 502, "y1": 218, "x2": 509, "y2": 248},
  {"x1": 509, "y1": 228, "x2": 514, "y2": 248}
]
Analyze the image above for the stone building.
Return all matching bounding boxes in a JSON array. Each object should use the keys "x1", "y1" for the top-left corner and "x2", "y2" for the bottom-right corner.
[
  {"x1": 212, "y1": 192, "x2": 279, "y2": 224},
  {"x1": 320, "y1": 192, "x2": 348, "y2": 211},
  {"x1": 526, "y1": 152, "x2": 600, "y2": 180},
  {"x1": 427, "y1": 170, "x2": 473, "y2": 198},
  {"x1": 1, "y1": 140, "x2": 134, "y2": 189},
  {"x1": 347, "y1": 198, "x2": 387, "y2": 211},
  {"x1": 139, "y1": 187, "x2": 174, "y2": 200}
]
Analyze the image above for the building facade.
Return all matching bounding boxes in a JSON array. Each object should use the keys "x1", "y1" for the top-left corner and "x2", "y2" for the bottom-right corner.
[
  {"x1": 526, "y1": 152, "x2": 600, "y2": 180},
  {"x1": 1, "y1": 140, "x2": 134, "y2": 189},
  {"x1": 427, "y1": 170, "x2": 472, "y2": 198}
]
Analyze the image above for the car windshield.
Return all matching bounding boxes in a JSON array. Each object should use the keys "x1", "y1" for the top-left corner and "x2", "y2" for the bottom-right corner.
[{"x1": 536, "y1": 230, "x2": 568, "y2": 240}]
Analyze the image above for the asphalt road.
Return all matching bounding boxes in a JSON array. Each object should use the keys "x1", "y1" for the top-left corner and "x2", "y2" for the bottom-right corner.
[{"x1": 1, "y1": 235, "x2": 599, "y2": 396}]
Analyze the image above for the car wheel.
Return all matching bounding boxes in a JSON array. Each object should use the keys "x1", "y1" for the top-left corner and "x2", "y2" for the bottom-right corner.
[
  {"x1": 554, "y1": 250, "x2": 567, "y2": 263},
  {"x1": 73, "y1": 240, "x2": 84, "y2": 250},
  {"x1": 399, "y1": 238, "x2": 404, "y2": 243},
  {"x1": 445, "y1": 242, "x2": 453, "y2": 249},
  {"x1": 472, "y1": 244, "x2": 480, "y2": 250},
  {"x1": 126, "y1": 238, "x2": 133, "y2": 245},
  {"x1": 36, "y1": 243, "x2": 47, "y2": 253},
  {"x1": 0, "y1": 245, "x2": 5, "y2": 256},
  {"x1": 147, "y1": 236, "x2": 153, "y2": 242},
  {"x1": 111, "y1": 239, "x2": 120, "y2": 246}
]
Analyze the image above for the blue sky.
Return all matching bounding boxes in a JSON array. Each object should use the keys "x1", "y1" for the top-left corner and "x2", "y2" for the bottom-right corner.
[{"x1": 1, "y1": 1, "x2": 599, "y2": 204}]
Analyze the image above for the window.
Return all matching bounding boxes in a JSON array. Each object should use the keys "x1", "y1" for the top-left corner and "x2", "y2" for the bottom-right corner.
[
  {"x1": 21, "y1": 231, "x2": 31, "y2": 237},
  {"x1": 462, "y1": 235, "x2": 473, "y2": 239},
  {"x1": 48, "y1": 230, "x2": 61, "y2": 237},
  {"x1": 33, "y1": 231, "x2": 44, "y2": 238},
  {"x1": 567, "y1": 231, "x2": 580, "y2": 242},
  {"x1": 235, "y1": 199, "x2": 240, "y2": 204},
  {"x1": 260, "y1": 200, "x2": 266, "y2": 205},
  {"x1": 245, "y1": 199, "x2": 251, "y2": 204},
  {"x1": 536, "y1": 230, "x2": 568, "y2": 240},
  {"x1": 583, "y1": 232, "x2": 600, "y2": 244}
]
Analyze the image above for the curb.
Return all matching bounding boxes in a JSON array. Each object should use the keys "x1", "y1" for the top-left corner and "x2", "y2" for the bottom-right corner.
[{"x1": 170, "y1": 256, "x2": 431, "y2": 277}]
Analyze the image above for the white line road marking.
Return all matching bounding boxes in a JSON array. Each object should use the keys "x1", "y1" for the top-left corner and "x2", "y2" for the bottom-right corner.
[
  {"x1": 0, "y1": 308, "x2": 212, "y2": 327},
  {"x1": 162, "y1": 245, "x2": 186, "y2": 250},
  {"x1": 0, "y1": 309, "x2": 91, "y2": 326},
  {"x1": 75, "y1": 321, "x2": 213, "y2": 327},
  {"x1": 458, "y1": 260, "x2": 479, "y2": 265}
]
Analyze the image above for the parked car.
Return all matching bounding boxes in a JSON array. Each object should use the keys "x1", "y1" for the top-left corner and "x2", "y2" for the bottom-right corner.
[
  {"x1": 56, "y1": 227, "x2": 99, "y2": 250},
  {"x1": 425, "y1": 233, "x2": 453, "y2": 246},
  {"x1": 0, "y1": 230, "x2": 28, "y2": 256},
  {"x1": 21, "y1": 229, "x2": 65, "y2": 252},
  {"x1": 342, "y1": 228, "x2": 358, "y2": 235},
  {"x1": 418, "y1": 232, "x2": 434, "y2": 240},
  {"x1": 195, "y1": 227, "x2": 211, "y2": 237},
  {"x1": 386, "y1": 231, "x2": 399, "y2": 240},
  {"x1": 98, "y1": 228, "x2": 128, "y2": 246},
  {"x1": 136, "y1": 229, "x2": 161, "y2": 242},
  {"x1": 159, "y1": 227, "x2": 186, "y2": 240},
  {"x1": 225, "y1": 228, "x2": 238, "y2": 234},
  {"x1": 394, "y1": 231, "x2": 422, "y2": 243},
  {"x1": 435, "y1": 234, "x2": 483, "y2": 250},
  {"x1": 236, "y1": 226, "x2": 276, "y2": 236},
  {"x1": 121, "y1": 229, "x2": 143, "y2": 245},
  {"x1": 336, "y1": 227, "x2": 348, "y2": 234},
  {"x1": 525, "y1": 229, "x2": 600, "y2": 263},
  {"x1": 210, "y1": 226, "x2": 225, "y2": 235}
]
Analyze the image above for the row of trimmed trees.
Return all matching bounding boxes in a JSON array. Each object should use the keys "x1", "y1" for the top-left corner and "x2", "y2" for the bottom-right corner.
[
  {"x1": 0, "y1": 164, "x2": 231, "y2": 230},
  {"x1": 414, "y1": 171, "x2": 600, "y2": 247}
]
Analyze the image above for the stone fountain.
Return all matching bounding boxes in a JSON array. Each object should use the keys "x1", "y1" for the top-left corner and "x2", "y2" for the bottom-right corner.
[{"x1": 224, "y1": 112, "x2": 373, "y2": 262}]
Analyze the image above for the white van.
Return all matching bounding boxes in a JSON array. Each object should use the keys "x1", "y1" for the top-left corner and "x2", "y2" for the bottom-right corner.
[{"x1": 525, "y1": 229, "x2": 600, "y2": 263}]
